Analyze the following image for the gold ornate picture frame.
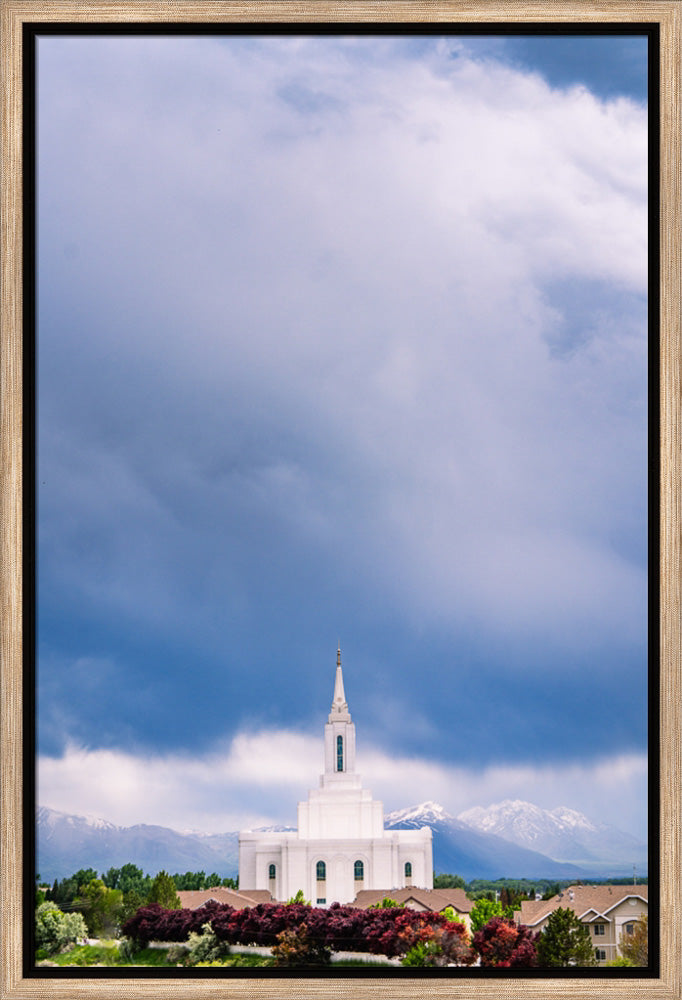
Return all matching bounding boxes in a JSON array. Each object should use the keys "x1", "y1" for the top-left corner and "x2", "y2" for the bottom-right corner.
[{"x1": 1, "y1": 3, "x2": 680, "y2": 999}]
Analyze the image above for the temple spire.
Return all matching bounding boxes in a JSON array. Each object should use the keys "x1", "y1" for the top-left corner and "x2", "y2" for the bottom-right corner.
[{"x1": 329, "y1": 644, "x2": 350, "y2": 721}]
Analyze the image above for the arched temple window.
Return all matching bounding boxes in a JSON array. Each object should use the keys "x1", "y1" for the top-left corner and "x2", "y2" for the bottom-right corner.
[
  {"x1": 336, "y1": 735, "x2": 343, "y2": 772},
  {"x1": 404, "y1": 862, "x2": 412, "y2": 878},
  {"x1": 316, "y1": 861, "x2": 326, "y2": 881},
  {"x1": 354, "y1": 860, "x2": 364, "y2": 881},
  {"x1": 268, "y1": 864, "x2": 276, "y2": 879}
]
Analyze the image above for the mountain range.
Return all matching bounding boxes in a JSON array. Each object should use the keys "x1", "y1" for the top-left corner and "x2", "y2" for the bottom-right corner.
[
  {"x1": 37, "y1": 807, "x2": 239, "y2": 884},
  {"x1": 456, "y1": 799, "x2": 646, "y2": 867},
  {"x1": 386, "y1": 801, "x2": 647, "y2": 881},
  {"x1": 37, "y1": 800, "x2": 646, "y2": 885}
]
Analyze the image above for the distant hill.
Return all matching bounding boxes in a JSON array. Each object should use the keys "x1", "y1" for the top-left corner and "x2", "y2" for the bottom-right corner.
[
  {"x1": 37, "y1": 807, "x2": 239, "y2": 883},
  {"x1": 38, "y1": 800, "x2": 646, "y2": 884}
]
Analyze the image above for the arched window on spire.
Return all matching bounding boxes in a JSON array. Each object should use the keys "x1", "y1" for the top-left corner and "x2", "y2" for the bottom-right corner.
[
  {"x1": 404, "y1": 861, "x2": 412, "y2": 885},
  {"x1": 316, "y1": 861, "x2": 326, "y2": 881},
  {"x1": 268, "y1": 864, "x2": 276, "y2": 880},
  {"x1": 354, "y1": 860, "x2": 364, "y2": 881},
  {"x1": 336, "y1": 735, "x2": 343, "y2": 772}
]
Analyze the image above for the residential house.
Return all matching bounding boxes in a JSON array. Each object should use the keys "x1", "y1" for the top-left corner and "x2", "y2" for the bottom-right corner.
[
  {"x1": 352, "y1": 886, "x2": 473, "y2": 931},
  {"x1": 176, "y1": 887, "x2": 273, "y2": 910},
  {"x1": 515, "y1": 884, "x2": 648, "y2": 965}
]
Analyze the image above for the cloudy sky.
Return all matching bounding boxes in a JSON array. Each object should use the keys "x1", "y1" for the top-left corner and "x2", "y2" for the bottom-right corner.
[{"x1": 36, "y1": 31, "x2": 649, "y2": 842}]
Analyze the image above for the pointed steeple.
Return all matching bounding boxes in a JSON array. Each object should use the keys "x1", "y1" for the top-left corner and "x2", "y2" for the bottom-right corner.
[{"x1": 328, "y1": 644, "x2": 351, "y2": 722}]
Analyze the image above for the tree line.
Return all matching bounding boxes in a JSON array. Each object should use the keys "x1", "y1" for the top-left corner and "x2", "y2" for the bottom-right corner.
[{"x1": 38, "y1": 865, "x2": 237, "y2": 939}]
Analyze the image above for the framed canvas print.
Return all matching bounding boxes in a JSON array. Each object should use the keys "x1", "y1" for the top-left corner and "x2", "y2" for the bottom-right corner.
[{"x1": 1, "y1": 2, "x2": 680, "y2": 999}]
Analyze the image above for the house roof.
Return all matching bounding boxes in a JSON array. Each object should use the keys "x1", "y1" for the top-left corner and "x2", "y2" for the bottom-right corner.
[
  {"x1": 177, "y1": 887, "x2": 273, "y2": 910},
  {"x1": 351, "y1": 886, "x2": 472, "y2": 913},
  {"x1": 516, "y1": 885, "x2": 648, "y2": 927}
]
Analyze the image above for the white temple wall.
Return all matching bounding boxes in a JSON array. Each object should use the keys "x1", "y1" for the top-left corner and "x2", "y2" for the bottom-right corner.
[
  {"x1": 239, "y1": 829, "x2": 432, "y2": 904},
  {"x1": 298, "y1": 792, "x2": 384, "y2": 839}
]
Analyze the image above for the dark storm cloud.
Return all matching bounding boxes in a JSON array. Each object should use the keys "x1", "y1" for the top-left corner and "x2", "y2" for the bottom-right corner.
[{"x1": 36, "y1": 34, "x2": 647, "y2": 818}]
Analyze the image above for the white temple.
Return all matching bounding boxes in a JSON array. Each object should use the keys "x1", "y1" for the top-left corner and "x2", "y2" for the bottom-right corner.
[{"x1": 238, "y1": 648, "x2": 433, "y2": 905}]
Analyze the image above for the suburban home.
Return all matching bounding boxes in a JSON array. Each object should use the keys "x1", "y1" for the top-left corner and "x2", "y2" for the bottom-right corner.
[
  {"x1": 176, "y1": 887, "x2": 274, "y2": 910},
  {"x1": 352, "y1": 887, "x2": 473, "y2": 931},
  {"x1": 514, "y1": 884, "x2": 648, "y2": 964}
]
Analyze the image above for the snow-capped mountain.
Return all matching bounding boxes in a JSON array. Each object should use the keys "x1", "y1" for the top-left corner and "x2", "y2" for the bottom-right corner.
[
  {"x1": 385, "y1": 801, "x2": 584, "y2": 881},
  {"x1": 384, "y1": 800, "x2": 453, "y2": 827},
  {"x1": 457, "y1": 799, "x2": 647, "y2": 868},
  {"x1": 39, "y1": 805, "x2": 118, "y2": 834}
]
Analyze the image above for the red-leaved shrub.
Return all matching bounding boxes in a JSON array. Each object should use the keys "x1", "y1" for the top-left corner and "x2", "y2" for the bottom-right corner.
[
  {"x1": 472, "y1": 916, "x2": 538, "y2": 968},
  {"x1": 123, "y1": 899, "x2": 477, "y2": 964}
]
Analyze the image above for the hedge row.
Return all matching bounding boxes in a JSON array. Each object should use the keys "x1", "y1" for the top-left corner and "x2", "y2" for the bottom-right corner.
[{"x1": 122, "y1": 901, "x2": 475, "y2": 960}]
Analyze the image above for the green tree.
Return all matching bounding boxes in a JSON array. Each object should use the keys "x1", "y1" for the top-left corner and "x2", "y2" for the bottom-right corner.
[
  {"x1": 433, "y1": 874, "x2": 466, "y2": 889},
  {"x1": 499, "y1": 886, "x2": 524, "y2": 914},
  {"x1": 120, "y1": 889, "x2": 146, "y2": 924},
  {"x1": 368, "y1": 896, "x2": 400, "y2": 909},
  {"x1": 35, "y1": 902, "x2": 88, "y2": 955},
  {"x1": 172, "y1": 871, "x2": 205, "y2": 891},
  {"x1": 470, "y1": 897, "x2": 504, "y2": 931},
  {"x1": 171, "y1": 871, "x2": 233, "y2": 891},
  {"x1": 73, "y1": 867, "x2": 98, "y2": 884},
  {"x1": 221, "y1": 877, "x2": 238, "y2": 889},
  {"x1": 536, "y1": 908, "x2": 597, "y2": 967},
  {"x1": 74, "y1": 879, "x2": 123, "y2": 937},
  {"x1": 47, "y1": 868, "x2": 100, "y2": 911},
  {"x1": 619, "y1": 915, "x2": 647, "y2": 966},
  {"x1": 102, "y1": 863, "x2": 149, "y2": 896},
  {"x1": 147, "y1": 871, "x2": 181, "y2": 909},
  {"x1": 102, "y1": 867, "x2": 123, "y2": 890}
]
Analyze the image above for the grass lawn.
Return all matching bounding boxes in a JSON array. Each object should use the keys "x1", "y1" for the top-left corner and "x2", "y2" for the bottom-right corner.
[
  {"x1": 38, "y1": 944, "x2": 177, "y2": 967},
  {"x1": 37, "y1": 943, "x2": 394, "y2": 968},
  {"x1": 37, "y1": 943, "x2": 276, "y2": 968}
]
